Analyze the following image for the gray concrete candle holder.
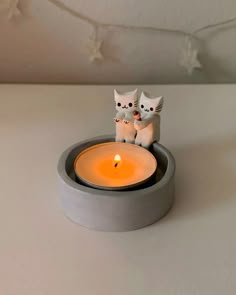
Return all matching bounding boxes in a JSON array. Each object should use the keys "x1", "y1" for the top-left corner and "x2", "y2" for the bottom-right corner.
[{"x1": 57, "y1": 135, "x2": 175, "y2": 231}]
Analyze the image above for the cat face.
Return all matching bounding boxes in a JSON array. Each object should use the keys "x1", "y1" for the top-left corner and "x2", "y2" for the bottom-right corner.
[
  {"x1": 139, "y1": 92, "x2": 163, "y2": 115},
  {"x1": 114, "y1": 89, "x2": 138, "y2": 112}
]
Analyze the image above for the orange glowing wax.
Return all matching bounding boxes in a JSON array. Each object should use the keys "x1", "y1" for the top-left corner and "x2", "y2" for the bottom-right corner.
[{"x1": 74, "y1": 142, "x2": 157, "y2": 190}]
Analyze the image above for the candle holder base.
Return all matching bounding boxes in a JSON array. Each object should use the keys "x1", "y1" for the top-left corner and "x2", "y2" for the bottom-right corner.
[{"x1": 57, "y1": 135, "x2": 175, "y2": 232}]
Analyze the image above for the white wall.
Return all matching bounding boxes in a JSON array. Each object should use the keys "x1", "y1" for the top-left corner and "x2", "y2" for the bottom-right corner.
[{"x1": 0, "y1": 0, "x2": 236, "y2": 84}]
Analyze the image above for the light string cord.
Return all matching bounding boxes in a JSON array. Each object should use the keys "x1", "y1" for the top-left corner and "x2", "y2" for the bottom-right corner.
[
  {"x1": 5, "y1": 0, "x2": 236, "y2": 73},
  {"x1": 47, "y1": 0, "x2": 236, "y2": 39}
]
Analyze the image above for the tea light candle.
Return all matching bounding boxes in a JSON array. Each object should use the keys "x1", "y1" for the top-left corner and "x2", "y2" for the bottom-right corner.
[{"x1": 74, "y1": 142, "x2": 157, "y2": 190}]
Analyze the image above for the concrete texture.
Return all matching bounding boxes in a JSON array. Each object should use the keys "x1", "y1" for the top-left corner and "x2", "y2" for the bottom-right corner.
[{"x1": 57, "y1": 136, "x2": 175, "y2": 231}]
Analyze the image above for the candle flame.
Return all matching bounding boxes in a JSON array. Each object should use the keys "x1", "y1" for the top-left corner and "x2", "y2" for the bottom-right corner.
[
  {"x1": 114, "y1": 154, "x2": 121, "y2": 162},
  {"x1": 114, "y1": 154, "x2": 121, "y2": 168}
]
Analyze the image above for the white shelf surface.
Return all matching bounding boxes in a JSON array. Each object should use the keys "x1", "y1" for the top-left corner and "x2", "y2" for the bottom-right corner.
[{"x1": 0, "y1": 84, "x2": 236, "y2": 295}]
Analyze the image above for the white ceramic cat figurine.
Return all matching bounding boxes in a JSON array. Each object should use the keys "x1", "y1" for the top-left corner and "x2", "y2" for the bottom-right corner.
[
  {"x1": 134, "y1": 92, "x2": 164, "y2": 148},
  {"x1": 114, "y1": 89, "x2": 138, "y2": 143}
]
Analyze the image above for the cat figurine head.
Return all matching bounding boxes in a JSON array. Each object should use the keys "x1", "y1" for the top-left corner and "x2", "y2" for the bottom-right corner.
[
  {"x1": 139, "y1": 92, "x2": 164, "y2": 116},
  {"x1": 114, "y1": 89, "x2": 138, "y2": 112}
]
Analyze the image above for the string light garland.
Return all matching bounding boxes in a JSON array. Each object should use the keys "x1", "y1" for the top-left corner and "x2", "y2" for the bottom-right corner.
[{"x1": 1, "y1": 0, "x2": 236, "y2": 75}]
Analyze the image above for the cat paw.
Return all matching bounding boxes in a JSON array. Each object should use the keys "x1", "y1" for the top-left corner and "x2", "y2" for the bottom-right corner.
[
  {"x1": 134, "y1": 120, "x2": 141, "y2": 125},
  {"x1": 114, "y1": 118, "x2": 121, "y2": 123},
  {"x1": 134, "y1": 120, "x2": 143, "y2": 130},
  {"x1": 123, "y1": 120, "x2": 130, "y2": 124}
]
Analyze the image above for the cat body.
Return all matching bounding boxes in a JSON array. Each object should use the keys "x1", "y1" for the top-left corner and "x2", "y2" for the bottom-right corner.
[
  {"x1": 134, "y1": 92, "x2": 163, "y2": 148},
  {"x1": 114, "y1": 89, "x2": 137, "y2": 143}
]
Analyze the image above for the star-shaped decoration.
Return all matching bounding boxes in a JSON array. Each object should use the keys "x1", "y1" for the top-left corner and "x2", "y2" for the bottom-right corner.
[
  {"x1": 8, "y1": 0, "x2": 21, "y2": 20},
  {"x1": 0, "y1": 0, "x2": 21, "y2": 20},
  {"x1": 179, "y1": 37, "x2": 202, "y2": 75},
  {"x1": 86, "y1": 38, "x2": 104, "y2": 63}
]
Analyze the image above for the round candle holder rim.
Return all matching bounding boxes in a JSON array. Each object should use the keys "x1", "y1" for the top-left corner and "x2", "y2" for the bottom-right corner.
[{"x1": 57, "y1": 135, "x2": 175, "y2": 196}]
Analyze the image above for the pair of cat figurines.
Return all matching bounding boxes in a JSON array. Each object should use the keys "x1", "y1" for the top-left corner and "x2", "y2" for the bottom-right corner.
[{"x1": 114, "y1": 89, "x2": 164, "y2": 149}]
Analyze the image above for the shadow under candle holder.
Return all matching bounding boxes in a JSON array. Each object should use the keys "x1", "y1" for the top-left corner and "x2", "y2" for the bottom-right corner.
[{"x1": 163, "y1": 138, "x2": 236, "y2": 221}]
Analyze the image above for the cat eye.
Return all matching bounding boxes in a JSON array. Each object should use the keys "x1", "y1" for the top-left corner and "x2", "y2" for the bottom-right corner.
[
  {"x1": 128, "y1": 103, "x2": 133, "y2": 107},
  {"x1": 150, "y1": 107, "x2": 154, "y2": 111},
  {"x1": 117, "y1": 102, "x2": 121, "y2": 107},
  {"x1": 141, "y1": 104, "x2": 144, "y2": 108}
]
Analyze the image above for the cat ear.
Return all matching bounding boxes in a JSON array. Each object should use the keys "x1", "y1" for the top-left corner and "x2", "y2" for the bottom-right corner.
[
  {"x1": 132, "y1": 88, "x2": 138, "y2": 101},
  {"x1": 140, "y1": 91, "x2": 150, "y2": 100},
  {"x1": 155, "y1": 96, "x2": 164, "y2": 113},
  {"x1": 114, "y1": 89, "x2": 120, "y2": 100},
  {"x1": 132, "y1": 88, "x2": 138, "y2": 96},
  {"x1": 140, "y1": 91, "x2": 145, "y2": 100}
]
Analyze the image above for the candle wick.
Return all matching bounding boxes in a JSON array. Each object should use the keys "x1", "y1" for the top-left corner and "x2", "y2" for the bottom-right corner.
[{"x1": 114, "y1": 162, "x2": 118, "y2": 168}]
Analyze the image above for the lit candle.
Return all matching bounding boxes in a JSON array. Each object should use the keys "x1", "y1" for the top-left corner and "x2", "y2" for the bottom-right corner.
[
  {"x1": 74, "y1": 142, "x2": 157, "y2": 190},
  {"x1": 113, "y1": 154, "x2": 121, "y2": 168}
]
